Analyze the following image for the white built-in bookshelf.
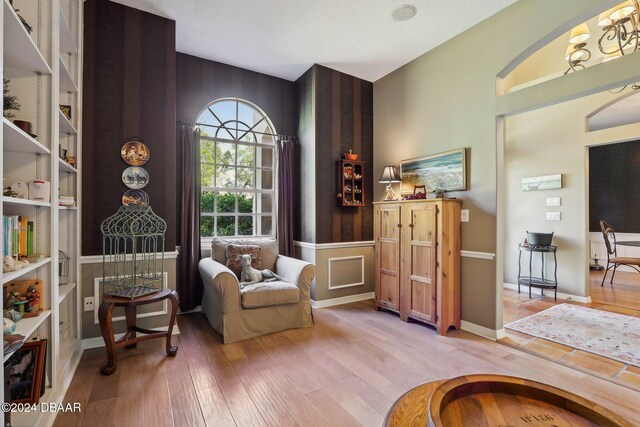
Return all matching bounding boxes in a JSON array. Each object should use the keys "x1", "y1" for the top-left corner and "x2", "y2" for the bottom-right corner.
[{"x1": 1, "y1": 0, "x2": 82, "y2": 424}]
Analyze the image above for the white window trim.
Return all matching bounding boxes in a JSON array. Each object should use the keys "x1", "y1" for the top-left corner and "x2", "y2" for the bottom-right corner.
[{"x1": 197, "y1": 98, "x2": 278, "y2": 239}]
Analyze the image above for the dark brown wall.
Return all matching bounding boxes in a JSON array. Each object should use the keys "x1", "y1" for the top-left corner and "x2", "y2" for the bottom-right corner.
[
  {"x1": 589, "y1": 139, "x2": 640, "y2": 232},
  {"x1": 296, "y1": 65, "x2": 374, "y2": 244},
  {"x1": 176, "y1": 53, "x2": 296, "y2": 135},
  {"x1": 83, "y1": 0, "x2": 176, "y2": 255}
]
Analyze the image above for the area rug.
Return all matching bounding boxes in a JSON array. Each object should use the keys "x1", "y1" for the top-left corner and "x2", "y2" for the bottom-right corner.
[{"x1": 505, "y1": 304, "x2": 640, "y2": 368}]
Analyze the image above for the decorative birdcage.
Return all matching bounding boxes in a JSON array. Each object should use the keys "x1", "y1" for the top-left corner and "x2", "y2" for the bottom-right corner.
[{"x1": 101, "y1": 205, "x2": 166, "y2": 299}]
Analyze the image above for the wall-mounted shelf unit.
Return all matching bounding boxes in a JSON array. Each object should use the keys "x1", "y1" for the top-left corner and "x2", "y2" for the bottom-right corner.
[
  {"x1": 1, "y1": 0, "x2": 84, "y2": 425},
  {"x1": 338, "y1": 159, "x2": 365, "y2": 206}
]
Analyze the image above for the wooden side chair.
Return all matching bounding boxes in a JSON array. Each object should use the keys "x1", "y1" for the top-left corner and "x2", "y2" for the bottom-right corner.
[{"x1": 599, "y1": 220, "x2": 640, "y2": 286}]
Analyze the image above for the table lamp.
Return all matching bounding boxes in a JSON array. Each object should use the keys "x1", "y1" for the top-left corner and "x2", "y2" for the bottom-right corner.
[{"x1": 378, "y1": 166, "x2": 402, "y2": 201}]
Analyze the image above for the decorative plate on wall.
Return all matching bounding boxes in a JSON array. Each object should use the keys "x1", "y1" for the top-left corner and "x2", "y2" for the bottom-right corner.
[
  {"x1": 122, "y1": 189, "x2": 149, "y2": 206},
  {"x1": 121, "y1": 138, "x2": 150, "y2": 166},
  {"x1": 122, "y1": 166, "x2": 149, "y2": 189}
]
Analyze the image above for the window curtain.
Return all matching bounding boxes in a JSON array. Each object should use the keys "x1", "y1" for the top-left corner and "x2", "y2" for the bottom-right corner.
[
  {"x1": 276, "y1": 135, "x2": 296, "y2": 257},
  {"x1": 177, "y1": 123, "x2": 202, "y2": 311}
]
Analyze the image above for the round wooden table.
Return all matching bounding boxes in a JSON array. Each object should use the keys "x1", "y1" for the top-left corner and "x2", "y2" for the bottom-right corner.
[
  {"x1": 98, "y1": 289, "x2": 179, "y2": 375},
  {"x1": 385, "y1": 375, "x2": 632, "y2": 427}
]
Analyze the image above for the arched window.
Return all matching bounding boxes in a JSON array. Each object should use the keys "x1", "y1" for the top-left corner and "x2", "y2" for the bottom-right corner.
[{"x1": 197, "y1": 98, "x2": 277, "y2": 238}]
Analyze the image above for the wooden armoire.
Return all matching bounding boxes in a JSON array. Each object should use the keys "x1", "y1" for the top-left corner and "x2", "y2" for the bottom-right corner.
[{"x1": 373, "y1": 199, "x2": 462, "y2": 335}]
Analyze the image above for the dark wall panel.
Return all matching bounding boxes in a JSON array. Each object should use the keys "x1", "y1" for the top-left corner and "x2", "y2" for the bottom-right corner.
[
  {"x1": 313, "y1": 65, "x2": 373, "y2": 244},
  {"x1": 589, "y1": 139, "x2": 640, "y2": 232},
  {"x1": 176, "y1": 53, "x2": 296, "y2": 135},
  {"x1": 83, "y1": 0, "x2": 176, "y2": 255}
]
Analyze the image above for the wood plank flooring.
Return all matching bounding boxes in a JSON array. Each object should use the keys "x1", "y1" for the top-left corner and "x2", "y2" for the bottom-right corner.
[
  {"x1": 56, "y1": 300, "x2": 640, "y2": 426},
  {"x1": 501, "y1": 270, "x2": 640, "y2": 394}
]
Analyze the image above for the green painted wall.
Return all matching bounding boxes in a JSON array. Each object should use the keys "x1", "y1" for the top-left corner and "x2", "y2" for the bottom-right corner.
[{"x1": 373, "y1": 0, "x2": 635, "y2": 330}]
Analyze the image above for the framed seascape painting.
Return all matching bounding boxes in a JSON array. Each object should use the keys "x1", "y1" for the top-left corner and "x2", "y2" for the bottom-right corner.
[{"x1": 400, "y1": 148, "x2": 467, "y2": 194}]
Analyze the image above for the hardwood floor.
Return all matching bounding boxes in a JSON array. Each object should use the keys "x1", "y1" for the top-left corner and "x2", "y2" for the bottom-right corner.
[
  {"x1": 55, "y1": 300, "x2": 640, "y2": 426},
  {"x1": 502, "y1": 270, "x2": 640, "y2": 393}
]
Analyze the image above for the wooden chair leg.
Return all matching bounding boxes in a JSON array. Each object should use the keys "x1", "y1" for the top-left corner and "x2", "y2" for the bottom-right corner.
[
  {"x1": 165, "y1": 290, "x2": 179, "y2": 356},
  {"x1": 98, "y1": 302, "x2": 117, "y2": 376},
  {"x1": 601, "y1": 262, "x2": 610, "y2": 286}
]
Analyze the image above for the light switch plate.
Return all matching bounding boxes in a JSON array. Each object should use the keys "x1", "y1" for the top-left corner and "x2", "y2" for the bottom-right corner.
[
  {"x1": 546, "y1": 212, "x2": 561, "y2": 221},
  {"x1": 461, "y1": 209, "x2": 469, "y2": 223},
  {"x1": 546, "y1": 197, "x2": 561, "y2": 207}
]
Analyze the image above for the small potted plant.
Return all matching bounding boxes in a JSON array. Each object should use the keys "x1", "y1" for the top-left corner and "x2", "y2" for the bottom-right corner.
[
  {"x1": 432, "y1": 187, "x2": 447, "y2": 199},
  {"x1": 3, "y1": 78, "x2": 20, "y2": 119}
]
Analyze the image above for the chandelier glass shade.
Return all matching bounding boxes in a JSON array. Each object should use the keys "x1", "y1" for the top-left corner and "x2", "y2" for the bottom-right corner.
[{"x1": 565, "y1": 0, "x2": 640, "y2": 79}]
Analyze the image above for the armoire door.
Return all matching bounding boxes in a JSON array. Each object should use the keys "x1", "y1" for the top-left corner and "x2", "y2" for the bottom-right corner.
[
  {"x1": 403, "y1": 203, "x2": 437, "y2": 323},
  {"x1": 375, "y1": 204, "x2": 401, "y2": 312}
]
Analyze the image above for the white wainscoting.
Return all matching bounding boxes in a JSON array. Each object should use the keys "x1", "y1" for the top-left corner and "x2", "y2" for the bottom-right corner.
[{"x1": 327, "y1": 255, "x2": 365, "y2": 290}]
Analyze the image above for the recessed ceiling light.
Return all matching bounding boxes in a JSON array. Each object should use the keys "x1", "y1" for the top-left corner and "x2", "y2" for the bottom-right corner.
[{"x1": 392, "y1": 4, "x2": 417, "y2": 22}]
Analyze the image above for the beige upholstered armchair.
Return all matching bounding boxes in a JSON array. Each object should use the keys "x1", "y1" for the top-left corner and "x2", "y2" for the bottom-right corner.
[{"x1": 198, "y1": 237, "x2": 315, "y2": 343}]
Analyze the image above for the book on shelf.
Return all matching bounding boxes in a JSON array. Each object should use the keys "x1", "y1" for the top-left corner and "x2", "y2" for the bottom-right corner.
[{"x1": 2, "y1": 215, "x2": 33, "y2": 258}]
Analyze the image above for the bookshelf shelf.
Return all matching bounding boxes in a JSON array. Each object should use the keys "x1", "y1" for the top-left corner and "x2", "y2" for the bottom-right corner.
[
  {"x1": 58, "y1": 157, "x2": 78, "y2": 174},
  {"x1": 3, "y1": 118, "x2": 51, "y2": 155},
  {"x1": 59, "y1": 7, "x2": 78, "y2": 54},
  {"x1": 58, "y1": 282, "x2": 76, "y2": 304},
  {"x1": 1, "y1": 257, "x2": 52, "y2": 285},
  {"x1": 3, "y1": 310, "x2": 52, "y2": 362},
  {"x1": 2, "y1": 197, "x2": 52, "y2": 208},
  {"x1": 59, "y1": 57, "x2": 78, "y2": 93},
  {"x1": 59, "y1": 109, "x2": 77, "y2": 134},
  {"x1": 3, "y1": 0, "x2": 52, "y2": 74}
]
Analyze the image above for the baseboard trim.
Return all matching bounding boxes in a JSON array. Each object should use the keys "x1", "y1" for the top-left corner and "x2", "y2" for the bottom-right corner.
[
  {"x1": 37, "y1": 348, "x2": 84, "y2": 427},
  {"x1": 503, "y1": 282, "x2": 592, "y2": 304},
  {"x1": 81, "y1": 324, "x2": 181, "y2": 349},
  {"x1": 179, "y1": 305, "x2": 202, "y2": 314},
  {"x1": 311, "y1": 292, "x2": 375, "y2": 308},
  {"x1": 460, "y1": 320, "x2": 503, "y2": 341},
  {"x1": 295, "y1": 240, "x2": 375, "y2": 250}
]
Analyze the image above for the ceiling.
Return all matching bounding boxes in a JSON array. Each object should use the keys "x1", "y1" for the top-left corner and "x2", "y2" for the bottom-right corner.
[{"x1": 109, "y1": 0, "x2": 517, "y2": 82}]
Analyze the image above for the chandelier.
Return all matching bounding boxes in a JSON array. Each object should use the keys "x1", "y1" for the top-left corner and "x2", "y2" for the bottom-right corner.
[{"x1": 565, "y1": 0, "x2": 640, "y2": 90}]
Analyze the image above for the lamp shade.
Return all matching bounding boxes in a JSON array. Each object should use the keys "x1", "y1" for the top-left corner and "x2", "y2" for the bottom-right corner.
[
  {"x1": 569, "y1": 23, "x2": 590, "y2": 44},
  {"x1": 378, "y1": 166, "x2": 402, "y2": 183},
  {"x1": 598, "y1": 8, "x2": 614, "y2": 26},
  {"x1": 565, "y1": 45, "x2": 585, "y2": 61},
  {"x1": 609, "y1": 1, "x2": 636, "y2": 20}
]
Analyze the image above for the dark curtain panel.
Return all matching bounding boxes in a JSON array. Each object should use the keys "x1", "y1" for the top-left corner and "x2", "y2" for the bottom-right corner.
[
  {"x1": 277, "y1": 136, "x2": 296, "y2": 256},
  {"x1": 178, "y1": 123, "x2": 202, "y2": 310}
]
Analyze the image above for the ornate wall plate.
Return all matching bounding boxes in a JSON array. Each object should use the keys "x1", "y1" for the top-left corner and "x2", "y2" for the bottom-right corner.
[
  {"x1": 121, "y1": 139, "x2": 150, "y2": 166},
  {"x1": 122, "y1": 166, "x2": 149, "y2": 189},
  {"x1": 122, "y1": 189, "x2": 149, "y2": 206}
]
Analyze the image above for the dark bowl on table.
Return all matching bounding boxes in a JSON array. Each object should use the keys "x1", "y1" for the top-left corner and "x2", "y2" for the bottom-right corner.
[{"x1": 527, "y1": 232, "x2": 554, "y2": 246}]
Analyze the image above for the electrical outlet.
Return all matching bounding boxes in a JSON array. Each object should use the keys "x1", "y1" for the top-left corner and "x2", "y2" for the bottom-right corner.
[
  {"x1": 546, "y1": 197, "x2": 561, "y2": 207},
  {"x1": 461, "y1": 209, "x2": 469, "y2": 223},
  {"x1": 84, "y1": 297, "x2": 95, "y2": 312},
  {"x1": 546, "y1": 211, "x2": 561, "y2": 221}
]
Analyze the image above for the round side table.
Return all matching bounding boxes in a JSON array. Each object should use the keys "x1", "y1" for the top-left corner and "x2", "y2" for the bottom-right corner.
[{"x1": 98, "y1": 288, "x2": 179, "y2": 375}]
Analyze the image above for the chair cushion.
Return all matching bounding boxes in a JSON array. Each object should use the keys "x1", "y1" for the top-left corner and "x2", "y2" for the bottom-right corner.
[
  {"x1": 225, "y1": 244, "x2": 262, "y2": 279},
  {"x1": 610, "y1": 256, "x2": 640, "y2": 265},
  {"x1": 240, "y1": 281, "x2": 300, "y2": 309},
  {"x1": 212, "y1": 237, "x2": 278, "y2": 270}
]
